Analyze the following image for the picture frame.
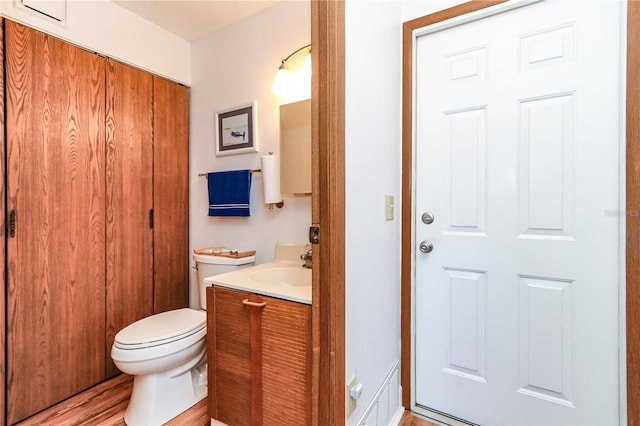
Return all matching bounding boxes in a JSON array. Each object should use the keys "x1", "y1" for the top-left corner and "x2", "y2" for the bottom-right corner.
[{"x1": 215, "y1": 101, "x2": 258, "y2": 156}]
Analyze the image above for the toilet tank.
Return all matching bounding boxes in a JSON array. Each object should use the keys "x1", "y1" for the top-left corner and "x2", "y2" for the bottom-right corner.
[{"x1": 193, "y1": 253, "x2": 255, "y2": 310}]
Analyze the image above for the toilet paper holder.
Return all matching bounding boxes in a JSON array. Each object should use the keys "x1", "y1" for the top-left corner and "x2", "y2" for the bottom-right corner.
[{"x1": 262, "y1": 152, "x2": 285, "y2": 209}]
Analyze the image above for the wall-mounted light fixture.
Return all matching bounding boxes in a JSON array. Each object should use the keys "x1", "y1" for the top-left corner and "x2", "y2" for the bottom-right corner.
[{"x1": 271, "y1": 44, "x2": 311, "y2": 102}]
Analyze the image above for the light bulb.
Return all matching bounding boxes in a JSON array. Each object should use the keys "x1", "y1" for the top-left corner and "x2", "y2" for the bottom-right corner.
[{"x1": 271, "y1": 66, "x2": 291, "y2": 97}]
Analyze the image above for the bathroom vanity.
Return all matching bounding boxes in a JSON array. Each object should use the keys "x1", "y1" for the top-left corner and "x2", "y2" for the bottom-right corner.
[
  {"x1": 204, "y1": 245, "x2": 312, "y2": 425},
  {"x1": 206, "y1": 286, "x2": 311, "y2": 425}
]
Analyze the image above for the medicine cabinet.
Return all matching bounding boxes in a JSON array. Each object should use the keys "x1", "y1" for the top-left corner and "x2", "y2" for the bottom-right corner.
[{"x1": 280, "y1": 99, "x2": 311, "y2": 195}]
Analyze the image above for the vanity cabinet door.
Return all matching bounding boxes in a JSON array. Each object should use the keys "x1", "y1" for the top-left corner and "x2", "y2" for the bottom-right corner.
[
  {"x1": 208, "y1": 286, "x2": 252, "y2": 425},
  {"x1": 261, "y1": 293, "x2": 311, "y2": 425},
  {"x1": 207, "y1": 286, "x2": 311, "y2": 426}
]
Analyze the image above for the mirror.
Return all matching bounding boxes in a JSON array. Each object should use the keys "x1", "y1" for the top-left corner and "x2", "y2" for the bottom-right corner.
[{"x1": 279, "y1": 99, "x2": 311, "y2": 195}]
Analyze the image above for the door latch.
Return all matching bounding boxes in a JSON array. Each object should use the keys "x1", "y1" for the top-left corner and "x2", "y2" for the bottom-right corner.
[{"x1": 309, "y1": 226, "x2": 319, "y2": 245}]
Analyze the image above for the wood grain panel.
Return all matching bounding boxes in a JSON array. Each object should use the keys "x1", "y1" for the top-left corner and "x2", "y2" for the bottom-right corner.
[
  {"x1": 206, "y1": 289, "x2": 216, "y2": 420},
  {"x1": 311, "y1": 2, "x2": 345, "y2": 425},
  {"x1": 152, "y1": 76, "x2": 189, "y2": 313},
  {"x1": 209, "y1": 286, "x2": 252, "y2": 426},
  {"x1": 105, "y1": 59, "x2": 153, "y2": 377},
  {"x1": 5, "y1": 20, "x2": 107, "y2": 424},
  {"x1": 627, "y1": 1, "x2": 640, "y2": 423},
  {"x1": 262, "y1": 295, "x2": 311, "y2": 426},
  {"x1": 0, "y1": 17, "x2": 6, "y2": 426}
]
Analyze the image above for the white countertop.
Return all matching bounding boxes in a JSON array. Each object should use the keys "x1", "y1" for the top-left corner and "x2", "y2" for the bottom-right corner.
[{"x1": 204, "y1": 260, "x2": 312, "y2": 305}]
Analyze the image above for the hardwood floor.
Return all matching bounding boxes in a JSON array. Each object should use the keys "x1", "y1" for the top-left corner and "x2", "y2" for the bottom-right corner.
[
  {"x1": 15, "y1": 375, "x2": 208, "y2": 426},
  {"x1": 13, "y1": 374, "x2": 433, "y2": 426},
  {"x1": 400, "y1": 411, "x2": 440, "y2": 426}
]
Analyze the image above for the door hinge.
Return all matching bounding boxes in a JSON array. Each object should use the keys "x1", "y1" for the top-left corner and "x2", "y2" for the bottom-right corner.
[
  {"x1": 149, "y1": 209, "x2": 154, "y2": 229},
  {"x1": 9, "y1": 209, "x2": 16, "y2": 238},
  {"x1": 309, "y1": 226, "x2": 319, "y2": 245}
]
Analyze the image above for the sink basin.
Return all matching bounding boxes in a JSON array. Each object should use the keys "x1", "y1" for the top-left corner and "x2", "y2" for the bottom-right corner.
[{"x1": 250, "y1": 266, "x2": 311, "y2": 287}]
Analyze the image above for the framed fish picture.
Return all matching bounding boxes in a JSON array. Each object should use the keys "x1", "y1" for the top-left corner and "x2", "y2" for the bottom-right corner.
[{"x1": 215, "y1": 101, "x2": 258, "y2": 156}]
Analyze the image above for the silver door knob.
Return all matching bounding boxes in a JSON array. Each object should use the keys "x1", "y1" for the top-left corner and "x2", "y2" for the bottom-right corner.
[
  {"x1": 421, "y1": 212, "x2": 435, "y2": 224},
  {"x1": 419, "y1": 240, "x2": 434, "y2": 253}
]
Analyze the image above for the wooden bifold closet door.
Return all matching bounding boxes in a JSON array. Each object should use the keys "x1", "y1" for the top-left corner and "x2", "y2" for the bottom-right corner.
[
  {"x1": 105, "y1": 59, "x2": 154, "y2": 378},
  {"x1": 152, "y1": 76, "x2": 189, "y2": 314},
  {"x1": 3, "y1": 20, "x2": 189, "y2": 423},
  {"x1": 5, "y1": 21, "x2": 107, "y2": 424}
]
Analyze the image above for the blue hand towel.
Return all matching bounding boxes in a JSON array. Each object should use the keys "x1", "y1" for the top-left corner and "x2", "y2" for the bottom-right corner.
[{"x1": 208, "y1": 170, "x2": 252, "y2": 217}]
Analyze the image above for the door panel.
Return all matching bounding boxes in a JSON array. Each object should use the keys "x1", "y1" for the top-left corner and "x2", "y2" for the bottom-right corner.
[
  {"x1": 0, "y1": 18, "x2": 6, "y2": 423},
  {"x1": 5, "y1": 21, "x2": 106, "y2": 424},
  {"x1": 414, "y1": 2, "x2": 622, "y2": 424},
  {"x1": 208, "y1": 286, "x2": 252, "y2": 426},
  {"x1": 105, "y1": 59, "x2": 153, "y2": 377},
  {"x1": 262, "y1": 294, "x2": 311, "y2": 425},
  {"x1": 152, "y1": 77, "x2": 189, "y2": 313}
]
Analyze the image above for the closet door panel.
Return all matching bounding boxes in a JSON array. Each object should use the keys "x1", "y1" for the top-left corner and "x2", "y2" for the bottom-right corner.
[
  {"x1": 105, "y1": 59, "x2": 153, "y2": 377},
  {"x1": 0, "y1": 18, "x2": 6, "y2": 425},
  {"x1": 5, "y1": 21, "x2": 107, "y2": 424},
  {"x1": 153, "y1": 77, "x2": 189, "y2": 313}
]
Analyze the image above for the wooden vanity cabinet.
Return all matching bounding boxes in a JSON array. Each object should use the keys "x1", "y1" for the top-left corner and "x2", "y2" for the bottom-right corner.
[{"x1": 207, "y1": 286, "x2": 311, "y2": 426}]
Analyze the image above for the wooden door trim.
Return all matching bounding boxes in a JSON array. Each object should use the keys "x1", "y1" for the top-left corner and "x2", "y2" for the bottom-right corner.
[
  {"x1": 400, "y1": 0, "x2": 639, "y2": 421},
  {"x1": 311, "y1": 0, "x2": 345, "y2": 425},
  {"x1": 626, "y1": 1, "x2": 640, "y2": 423},
  {"x1": 0, "y1": 17, "x2": 5, "y2": 426}
]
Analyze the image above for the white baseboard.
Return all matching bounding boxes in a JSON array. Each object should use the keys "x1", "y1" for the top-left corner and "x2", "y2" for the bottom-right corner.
[{"x1": 389, "y1": 405, "x2": 406, "y2": 426}]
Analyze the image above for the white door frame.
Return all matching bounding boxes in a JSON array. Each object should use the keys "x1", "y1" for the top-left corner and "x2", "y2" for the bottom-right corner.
[{"x1": 404, "y1": 1, "x2": 628, "y2": 423}]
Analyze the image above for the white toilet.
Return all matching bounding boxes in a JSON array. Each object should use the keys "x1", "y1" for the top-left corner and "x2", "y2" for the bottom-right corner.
[{"x1": 111, "y1": 253, "x2": 255, "y2": 425}]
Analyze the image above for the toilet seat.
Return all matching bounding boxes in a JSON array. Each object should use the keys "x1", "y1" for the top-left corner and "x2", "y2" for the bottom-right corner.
[{"x1": 114, "y1": 308, "x2": 206, "y2": 350}]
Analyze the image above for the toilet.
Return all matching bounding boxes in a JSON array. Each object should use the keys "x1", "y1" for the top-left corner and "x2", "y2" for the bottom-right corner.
[{"x1": 111, "y1": 253, "x2": 255, "y2": 425}]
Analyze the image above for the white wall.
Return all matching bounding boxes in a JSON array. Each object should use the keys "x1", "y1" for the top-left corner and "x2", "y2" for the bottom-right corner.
[
  {"x1": 344, "y1": 1, "x2": 470, "y2": 423},
  {"x1": 345, "y1": 1, "x2": 403, "y2": 423},
  {"x1": 0, "y1": 0, "x2": 191, "y2": 85},
  {"x1": 189, "y1": 1, "x2": 311, "y2": 307},
  {"x1": 402, "y1": 0, "x2": 466, "y2": 22}
]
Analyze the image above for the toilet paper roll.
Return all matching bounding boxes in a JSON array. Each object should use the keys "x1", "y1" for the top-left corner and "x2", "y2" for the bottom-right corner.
[{"x1": 261, "y1": 154, "x2": 282, "y2": 204}]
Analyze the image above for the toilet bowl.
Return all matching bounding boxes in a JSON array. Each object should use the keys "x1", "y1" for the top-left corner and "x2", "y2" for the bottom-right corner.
[
  {"x1": 112, "y1": 308, "x2": 207, "y2": 425},
  {"x1": 111, "y1": 252, "x2": 255, "y2": 425}
]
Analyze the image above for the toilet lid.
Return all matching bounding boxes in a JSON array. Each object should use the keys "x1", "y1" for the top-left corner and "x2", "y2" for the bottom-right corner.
[{"x1": 115, "y1": 308, "x2": 206, "y2": 348}]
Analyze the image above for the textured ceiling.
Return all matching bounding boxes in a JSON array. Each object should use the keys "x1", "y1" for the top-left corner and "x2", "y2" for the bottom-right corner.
[{"x1": 112, "y1": 0, "x2": 282, "y2": 42}]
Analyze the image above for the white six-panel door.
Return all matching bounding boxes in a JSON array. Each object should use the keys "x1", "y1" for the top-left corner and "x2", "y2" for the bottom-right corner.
[{"x1": 413, "y1": 1, "x2": 623, "y2": 424}]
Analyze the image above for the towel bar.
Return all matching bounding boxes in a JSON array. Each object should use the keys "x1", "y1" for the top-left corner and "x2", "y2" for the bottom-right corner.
[{"x1": 199, "y1": 169, "x2": 261, "y2": 178}]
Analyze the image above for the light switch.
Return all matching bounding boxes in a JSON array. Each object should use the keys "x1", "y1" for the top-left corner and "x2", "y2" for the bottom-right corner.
[{"x1": 385, "y1": 195, "x2": 394, "y2": 221}]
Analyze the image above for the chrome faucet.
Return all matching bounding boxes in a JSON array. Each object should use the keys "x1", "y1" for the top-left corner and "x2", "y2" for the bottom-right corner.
[{"x1": 300, "y1": 246, "x2": 312, "y2": 268}]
